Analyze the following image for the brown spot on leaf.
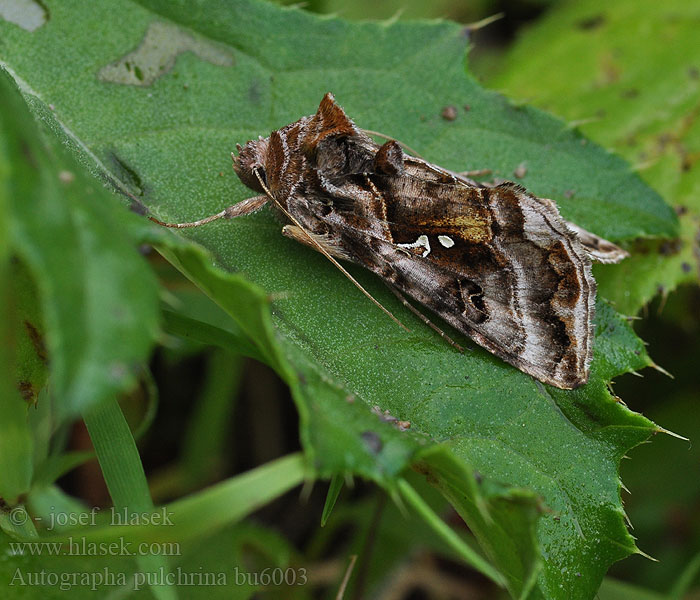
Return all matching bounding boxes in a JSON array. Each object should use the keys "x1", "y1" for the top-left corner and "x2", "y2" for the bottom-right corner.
[
  {"x1": 371, "y1": 406, "x2": 410, "y2": 431},
  {"x1": 600, "y1": 57, "x2": 620, "y2": 85},
  {"x1": 361, "y1": 431, "x2": 382, "y2": 454},
  {"x1": 441, "y1": 105, "x2": 458, "y2": 121},
  {"x1": 657, "y1": 132, "x2": 673, "y2": 149},
  {"x1": 631, "y1": 239, "x2": 651, "y2": 255},
  {"x1": 17, "y1": 381, "x2": 35, "y2": 403},
  {"x1": 577, "y1": 14, "x2": 605, "y2": 30},
  {"x1": 659, "y1": 239, "x2": 682, "y2": 256},
  {"x1": 24, "y1": 320, "x2": 47, "y2": 364},
  {"x1": 20, "y1": 140, "x2": 38, "y2": 169},
  {"x1": 513, "y1": 162, "x2": 527, "y2": 178}
]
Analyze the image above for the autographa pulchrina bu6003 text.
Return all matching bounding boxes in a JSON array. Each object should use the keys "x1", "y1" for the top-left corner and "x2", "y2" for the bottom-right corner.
[{"x1": 152, "y1": 93, "x2": 628, "y2": 389}]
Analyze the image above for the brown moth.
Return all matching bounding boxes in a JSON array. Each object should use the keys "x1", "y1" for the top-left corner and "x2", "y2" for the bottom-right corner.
[{"x1": 153, "y1": 93, "x2": 628, "y2": 389}]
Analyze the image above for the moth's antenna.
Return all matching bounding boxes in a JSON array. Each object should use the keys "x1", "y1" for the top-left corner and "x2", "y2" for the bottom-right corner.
[
  {"x1": 252, "y1": 168, "x2": 410, "y2": 332},
  {"x1": 363, "y1": 129, "x2": 424, "y2": 159}
]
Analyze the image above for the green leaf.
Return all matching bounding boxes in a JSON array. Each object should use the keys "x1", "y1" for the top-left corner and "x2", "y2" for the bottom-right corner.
[
  {"x1": 310, "y1": 472, "x2": 484, "y2": 598},
  {"x1": 487, "y1": 0, "x2": 699, "y2": 314},
  {"x1": 0, "y1": 68, "x2": 161, "y2": 420},
  {"x1": 669, "y1": 551, "x2": 700, "y2": 600},
  {"x1": 33, "y1": 453, "x2": 306, "y2": 548},
  {"x1": 0, "y1": 75, "x2": 34, "y2": 504},
  {"x1": 597, "y1": 578, "x2": 668, "y2": 600},
  {"x1": 0, "y1": 1, "x2": 670, "y2": 597},
  {"x1": 31, "y1": 451, "x2": 94, "y2": 489},
  {"x1": 0, "y1": 315, "x2": 33, "y2": 503},
  {"x1": 413, "y1": 446, "x2": 542, "y2": 597},
  {"x1": 7, "y1": 260, "x2": 48, "y2": 406},
  {"x1": 180, "y1": 348, "x2": 244, "y2": 488},
  {"x1": 82, "y1": 399, "x2": 152, "y2": 514},
  {"x1": 83, "y1": 397, "x2": 175, "y2": 600},
  {"x1": 162, "y1": 309, "x2": 265, "y2": 363},
  {"x1": 0, "y1": 519, "x2": 295, "y2": 599},
  {"x1": 398, "y1": 477, "x2": 506, "y2": 586},
  {"x1": 321, "y1": 475, "x2": 344, "y2": 527}
]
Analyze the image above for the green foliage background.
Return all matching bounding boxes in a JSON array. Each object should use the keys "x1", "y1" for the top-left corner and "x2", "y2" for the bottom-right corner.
[{"x1": 0, "y1": 0, "x2": 697, "y2": 599}]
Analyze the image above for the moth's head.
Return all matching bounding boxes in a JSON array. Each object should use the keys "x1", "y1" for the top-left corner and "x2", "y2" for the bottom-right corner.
[{"x1": 232, "y1": 136, "x2": 270, "y2": 193}]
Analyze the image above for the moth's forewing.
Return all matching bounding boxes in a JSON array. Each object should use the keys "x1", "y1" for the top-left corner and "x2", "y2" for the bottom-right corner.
[{"x1": 231, "y1": 93, "x2": 614, "y2": 389}]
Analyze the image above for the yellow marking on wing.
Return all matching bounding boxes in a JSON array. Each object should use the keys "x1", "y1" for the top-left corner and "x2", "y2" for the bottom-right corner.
[{"x1": 421, "y1": 215, "x2": 492, "y2": 243}]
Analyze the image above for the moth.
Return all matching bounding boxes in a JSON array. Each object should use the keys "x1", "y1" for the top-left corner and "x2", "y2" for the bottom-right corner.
[{"x1": 152, "y1": 93, "x2": 628, "y2": 389}]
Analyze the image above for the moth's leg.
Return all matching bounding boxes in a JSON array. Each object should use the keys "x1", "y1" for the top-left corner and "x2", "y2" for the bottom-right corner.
[
  {"x1": 149, "y1": 195, "x2": 268, "y2": 228},
  {"x1": 456, "y1": 168, "x2": 492, "y2": 178},
  {"x1": 444, "y1": 168, "x2": 492, "y2": 187},
  {"x1": 385, "y1": 283, "x2": 465, "y2": 353},
  {"x1": 281, "y1": 225, "x2": 351, "y2": 260},
  {"x1": 282, "y1": 225, "x2": 410, "y2": 332},
  {"x1": 564, "y1": 221, "x2": 629, "y2": 264}
]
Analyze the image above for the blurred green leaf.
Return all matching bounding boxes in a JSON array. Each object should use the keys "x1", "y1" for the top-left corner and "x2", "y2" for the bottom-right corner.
[
  {"x1": 277, "y1": 0, "x2": 494, "y2": 23},
  {"x1": 0, "y1": 520, "x2": 295, "y2": 599},
  {"x1": 398, "y1": 476, "x2": 506, "y2": 586},
  {"x1": 0, "y1": 322, "x2": 33, "y2": 503},
  {"x1": 162, "y1": 309, "x2": 265, "y2": 363},
  {"x1": 414, "y1": 446, "x2": 541, "y2": 596},
  {"x1": 597, "y1": 577, "x2": 668, "y2": 600},
  {"x1": 82, "y1": 399, "x2": 152, "y2": 515},
  {"x1": 33, "y1": 453, "x2": 306, "y2": 548},
  {"x1": 83, "y1": 397, "x2": 175, "y2": 600},
  {"x1": 669, "y1": 551, "x2": 700, "y2": 600},
  {"x1": 180, "y1": 348, "x2": 243, "y2": 488},
  {"x1": 488, "y1": 0, "x2": 700, "y2": 314},
  {"x1": 0, "y1": 68, "x2": 161, "y2": 421},
  {"x1": 7, "y1": 260, "x2": 48, "y2": 406},
  {"x1": 0, "y1": 0, "x2": 674, "y2": 596},
  {"x1": 0, "y1": 73, "x2": 34, "y2": 504},
  {"x1": 31, "y1": 451, "x2": 94, "y2": 489},
  {"x1": 320, "y1": 475, "x2": 344, "y2": 527},
  {"x1": 311, "y1": 470, "x2": 510, "y2": 599},
  {"x1": 25, "y1": 485, "x2": 90, "y2": 529},
  {"x1": 0, "y1": 529, "x2": 143, "y2": 599}
]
